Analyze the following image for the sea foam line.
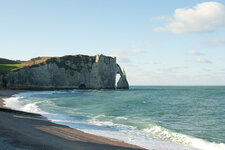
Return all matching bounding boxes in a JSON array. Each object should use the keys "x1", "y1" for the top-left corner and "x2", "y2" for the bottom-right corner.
[
  {"x1": 143, "y1": 125, "x2": 225, "y2": 150},
  {"x1": 3, "y1": 92, "x2": 225, "y2": 150},
  {"x1": 3, "y1": 94, "x2": 47, "y2": 114},
  {"x1": 3, "y1": 95, "x2": 195, "y2": 150}
]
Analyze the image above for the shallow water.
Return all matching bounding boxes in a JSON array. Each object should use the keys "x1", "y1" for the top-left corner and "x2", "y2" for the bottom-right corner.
[{"x1": 4, "y1": 86, "x2": 225, "y2": 150}]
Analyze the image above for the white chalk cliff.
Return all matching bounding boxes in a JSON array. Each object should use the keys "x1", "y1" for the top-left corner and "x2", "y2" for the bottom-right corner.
[{"x1": 2, "y1": 55, "x2": 129, "y2": 90}]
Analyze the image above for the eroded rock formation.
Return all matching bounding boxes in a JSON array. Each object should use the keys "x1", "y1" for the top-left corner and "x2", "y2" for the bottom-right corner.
[
  {"x1": 2, "y1": 55, "x2": 129, "y2": 90},
  {"x1": 116, "y1": 64, "x2": 129, "y2": 89}
]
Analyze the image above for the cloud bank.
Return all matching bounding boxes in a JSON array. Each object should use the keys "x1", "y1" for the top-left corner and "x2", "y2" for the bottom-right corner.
[
  {"x1": 187, "y1": 50, "x2": 204, "y2": 55},
  {"x1": 154, "y1": 2, "x2": 225, "y2": 34},
  {"x1": 196, "y1": 58, "x2": 212, "y2": 63}
]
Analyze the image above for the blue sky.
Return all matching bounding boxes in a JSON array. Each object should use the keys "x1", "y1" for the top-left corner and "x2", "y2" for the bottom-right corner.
[{"x1": 1, "y1": 0, "x2": 225, "y2": 85}]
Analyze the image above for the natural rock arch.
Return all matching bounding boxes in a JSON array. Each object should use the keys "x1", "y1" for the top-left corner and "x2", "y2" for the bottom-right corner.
[{"x1": 116, "y1": 64, "x2": 129, "y2": 89}]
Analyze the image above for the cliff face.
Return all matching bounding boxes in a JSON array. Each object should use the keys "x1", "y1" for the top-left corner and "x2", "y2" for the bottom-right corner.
[
  {"x1": 0, "y1": 75, "x2": 4, "y2": 88},
  {"x1": 2, "y1": 55, "x2": 129, "y2": 90}
]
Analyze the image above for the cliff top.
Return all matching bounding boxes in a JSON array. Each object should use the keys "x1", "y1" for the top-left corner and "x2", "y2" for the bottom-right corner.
[
  {"x1": 0, "y1": 58, "x2": 23, "y2": 75},
  {"x1": 0, "y1": 54, "x2": 115, "y2": 75}
]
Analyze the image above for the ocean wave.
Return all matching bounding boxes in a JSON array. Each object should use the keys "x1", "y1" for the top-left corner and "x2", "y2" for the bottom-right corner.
[
  {"x1": 4, "y1": 91, "x2": 225, "y2": 150},
  {"x1": 2, "y1": 96, "x2": 211, "y2": 150},
  {"x1": 3, "y1": 96, "x2": 23, "y2": 110},
  {"x1": 89, "y1": 117, "x2": 136, "y2": 131},
  {"x1": 67, "y1": 114, "x2": 225, "y2": 150},
  {"x1": 143, "y1": 125, "x2": 225, "y2": 150},
  {"x1": 3, "y1": 96, "x2": 47, "y2": 114},
  {"x1": 22, "y1": 102, "x2": 47, "y2": 114},
  {"x1": 75, "y1": 117, "x2": 197, "y2": 150}
]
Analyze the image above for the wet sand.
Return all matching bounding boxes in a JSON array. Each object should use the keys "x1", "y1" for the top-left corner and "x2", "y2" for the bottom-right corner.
[{"x1": 0, "y1": 90, "x2": 145, "y2": 150}]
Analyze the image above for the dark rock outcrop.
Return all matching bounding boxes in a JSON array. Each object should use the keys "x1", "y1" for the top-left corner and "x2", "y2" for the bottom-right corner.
[{"x1": 1, "y1": 55, "x2": 129, "y2": 90}]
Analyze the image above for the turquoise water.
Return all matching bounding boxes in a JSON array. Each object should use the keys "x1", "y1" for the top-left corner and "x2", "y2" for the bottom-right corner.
[{"x1": 4, "y1": 86, "x2": 225, "y2": 150}]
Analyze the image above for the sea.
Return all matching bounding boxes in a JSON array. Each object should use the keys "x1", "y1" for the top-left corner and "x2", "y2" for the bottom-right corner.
[{"x1": 3, "y1": 86, "x2": 225, "y2": 150}]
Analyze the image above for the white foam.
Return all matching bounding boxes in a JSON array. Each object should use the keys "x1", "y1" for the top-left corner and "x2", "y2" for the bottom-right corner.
[
  {"x1": 3, "y1": 92, "x2": 225, "y2": 150},
  {"x1": 43, "y1": 114, "x2": 193, "y2": 150},
  {"x1": 115, "y1": 116, "x2": 128, "y2": 120},
  {"x1": 143, "y1": 125, "x2": 225, "y2": 150},
  {"x1": 189, "y1": 138, "x2": 225, "y2": 150},
  {"x1": 144, "y1": 126, "x2": 192, "y2": 145},
  {"x1": 62, "y1": 117, "x2": 224, "y2": 150},
  {"x1": 21, "y1": 102, "x2": 45, "y2": 113},
  {"x1": 79, "y1": 118, "x2": 198, "y2": 150},
  {"x1": 3, "y1": 97, "x2": 24, "y2": 110},
  {"x1": 3, "y1": 94, "x2": 47, "y2": 114}
]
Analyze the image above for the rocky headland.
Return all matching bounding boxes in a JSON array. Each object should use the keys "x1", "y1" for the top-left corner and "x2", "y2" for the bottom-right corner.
[{"x1": 0, "y1": 54, "x2": 129, "y2": 90}]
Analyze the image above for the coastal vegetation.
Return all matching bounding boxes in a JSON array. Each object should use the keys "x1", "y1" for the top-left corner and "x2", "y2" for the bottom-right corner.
[
  {"x1": 0, "y1": 58, "x2": 22, "y2": 75},
  {"x1": 0, "y1": 64, "x2": 21, "y2": 71}
]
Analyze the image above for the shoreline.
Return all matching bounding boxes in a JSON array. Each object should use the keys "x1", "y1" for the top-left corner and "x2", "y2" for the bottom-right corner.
[{"x1": 0, "y1": 89, "x2": 145, "y2": 150}]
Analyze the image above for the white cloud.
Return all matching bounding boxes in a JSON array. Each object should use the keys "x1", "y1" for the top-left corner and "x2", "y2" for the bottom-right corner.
[
  {"x1": 199, "y1": 38, "x2": 225, "y2": 46},
  {"x1": 110, "y1": 48, "x2": 144, "y2": 55},
  {"x1": 187, "y1": 50, "x2": 204, "y2": 55},
  {"x1": 196, "y1": 58, "x2": 212, "y2": 63},
  {"x1": 154, "y1": 2, "x2": 225, "y2": 34}
]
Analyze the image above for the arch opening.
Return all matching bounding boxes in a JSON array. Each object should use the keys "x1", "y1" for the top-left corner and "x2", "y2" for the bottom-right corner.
[{"x1": 115, "y1": 74, "x2": 120, "y2": 87}]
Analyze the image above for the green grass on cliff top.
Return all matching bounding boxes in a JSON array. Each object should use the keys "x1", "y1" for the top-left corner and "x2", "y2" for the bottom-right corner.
[
  {"x1": 0, "y1": 64, "x2": 21, "y2": 74},
  {"x1": 0, "y1": 64, "x2": 21, "y2": 70},
  {"x1": 0, "y1": 58, "x2": 22, "y2": 75}
]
